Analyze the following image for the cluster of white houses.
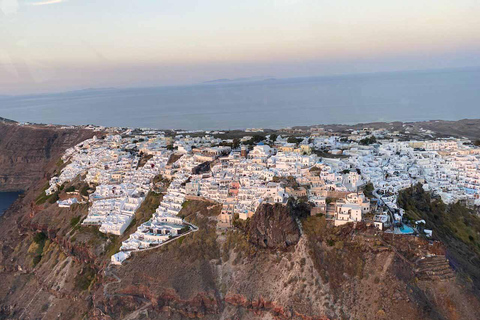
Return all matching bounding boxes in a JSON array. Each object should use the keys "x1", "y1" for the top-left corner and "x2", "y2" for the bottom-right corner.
[
  {"x1": 44, "y1": 128, "x2": 480, "y2": 264},
  {"x1": 346, "y1": 139, "x2": 480, "y2": 210}
]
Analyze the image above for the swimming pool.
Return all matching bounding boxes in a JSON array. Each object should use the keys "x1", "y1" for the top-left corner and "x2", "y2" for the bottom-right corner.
[{"x1": 397, "y1": 225, "x2": 415, "y2": 234}]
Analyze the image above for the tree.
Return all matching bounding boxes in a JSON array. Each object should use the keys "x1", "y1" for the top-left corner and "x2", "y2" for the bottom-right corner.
[
  {"x1": 49, "y1": 192, "x2": 59, "y2": 204},
  {"x1": 359, "y1": 136, "x2": 377, "y2": 145},
  {"x1": 363, "y1": 182, "x2": 374, "y2": 198},
  {"x1": 287, "y1": 137, "x2": 302, "y2": 144},
  {"x1": 474, "y1": 140, "x2": 480, "y2": 147},
  {"x1": 252, "y1": 135, "x2": 265, "y2": 143},
  {"x1": 269, "y1": 134, "x2": 278, "y2": 143},
  {"x1": 232, "y1": 138, "x2": 240, "y2": 149},
  {"x1": 80, "y1": 185, "x2": 90, "y2": 197}
]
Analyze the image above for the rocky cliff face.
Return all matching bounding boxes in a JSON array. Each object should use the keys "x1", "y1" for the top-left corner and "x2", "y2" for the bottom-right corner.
[
  {"x1": 247, "y1": 203, "x2": 301, "y2": 249},
  {"x1": 0, "y1": 122, "x2": 95, "y2": 191}
]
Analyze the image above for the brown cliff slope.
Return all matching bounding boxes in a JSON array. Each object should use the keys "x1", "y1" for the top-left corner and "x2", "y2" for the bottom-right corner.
[{"x1": 0, "y1": 122, "x2": 95, "y2": 191}]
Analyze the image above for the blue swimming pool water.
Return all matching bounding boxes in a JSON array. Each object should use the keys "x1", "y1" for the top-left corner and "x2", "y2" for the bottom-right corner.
[{"x1": 398, "y1": 225, "x2": 414, "y2": 234}]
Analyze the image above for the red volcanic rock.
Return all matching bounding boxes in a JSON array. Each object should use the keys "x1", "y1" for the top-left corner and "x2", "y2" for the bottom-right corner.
[{"x1": 225, "y1": 293, "x2": 329, "y2": 320}]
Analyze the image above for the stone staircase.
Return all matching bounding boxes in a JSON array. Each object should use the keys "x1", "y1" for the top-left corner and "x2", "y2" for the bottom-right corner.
[{"x1": 415, "y1": 255, "x2": 455, "y2": 281}]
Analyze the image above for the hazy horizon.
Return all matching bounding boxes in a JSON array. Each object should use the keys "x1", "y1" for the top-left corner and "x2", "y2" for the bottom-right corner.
[
  {"x1": 1, "y1": 67, "x2": 479, "y2": 130},
  {"x1": 1, "y1": 65, "x2": 478, "y2": 98},
  {"x1": 2, "y1": 0, "x2": 480, "y2": 95}
]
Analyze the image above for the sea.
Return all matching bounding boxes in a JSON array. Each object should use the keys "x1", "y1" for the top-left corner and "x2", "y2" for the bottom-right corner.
[
  {"x1": 0, "y1": 192, "x2": 21, "y2": 216},
  {"x1": 1, "y1": 68, "x2": 480, "y2": 130}
]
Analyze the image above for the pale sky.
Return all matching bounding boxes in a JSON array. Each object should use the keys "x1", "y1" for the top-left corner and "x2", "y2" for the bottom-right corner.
[{"x1": 1, "y1": 0, "x2": 480, "y2": 94}]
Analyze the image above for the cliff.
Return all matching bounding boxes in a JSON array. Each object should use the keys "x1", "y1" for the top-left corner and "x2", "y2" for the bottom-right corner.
[
  {"x1": 1, "y1": 127, "x2": 480, "y2": 319},
  {"x1": 247, "y1": 202, "x2": 303, "y2": 249},
  {"x1": 0, "y1": 122, "x2": 95, "y2": 192}
]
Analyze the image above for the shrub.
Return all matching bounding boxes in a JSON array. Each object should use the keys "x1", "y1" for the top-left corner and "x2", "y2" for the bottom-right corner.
[
  {"x1": 33, "y1": 232, "x2": 47, "y2": 244},
  {"x1": 70, "y1": 216, "x2": 81, "y2": 228},
  {"x1": 48, "y1": 192, "x2": 59, "y2": 204},
  {"x1": 287, "y1": 137, "x2": 302, "y2": 144},
  {"x1": 74, "y1": 267, "x2": 96, "y2": 291},
  {"x1": 359, "y1": 136, "x2": 377, "y2": 145},
  {"x1": 33, "y1": 255, "x2": 42, "y2": 266},
  {"x1": 80, "y1": 186, "x2": 89, "y2": 196}
]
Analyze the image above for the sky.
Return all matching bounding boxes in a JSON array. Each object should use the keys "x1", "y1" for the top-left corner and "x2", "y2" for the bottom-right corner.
[{"x1": 1, "y1": 0, "x2": 480, "y2": 95}]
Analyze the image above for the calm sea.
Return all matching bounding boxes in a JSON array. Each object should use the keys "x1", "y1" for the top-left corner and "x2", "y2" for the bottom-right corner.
[
  {"x1": 0, "y1": 192, "x2": 21, "y2": 216},
  {"x1": 1, "y1": 68, "x2": 480, "y2": 130}
]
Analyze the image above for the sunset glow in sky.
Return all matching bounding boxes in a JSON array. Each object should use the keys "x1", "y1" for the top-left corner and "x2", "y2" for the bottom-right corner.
[{"x1": 1, "y1": 0, "x2": 480, "y2": 94}]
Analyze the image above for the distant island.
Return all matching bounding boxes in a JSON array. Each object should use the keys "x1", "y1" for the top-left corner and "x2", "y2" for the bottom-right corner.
[{"x1": 203, "y1": 76, "x2": 277, "y2": 84}]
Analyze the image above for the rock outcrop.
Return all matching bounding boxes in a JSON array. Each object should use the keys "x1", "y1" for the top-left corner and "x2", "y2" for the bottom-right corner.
[{"x1": 247, "y1": 203, "x2": 301, "y2": 249}]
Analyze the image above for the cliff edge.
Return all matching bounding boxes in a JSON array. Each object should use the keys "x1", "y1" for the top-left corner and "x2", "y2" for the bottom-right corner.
[{"x1": 0, "y1": 122, "x2": 95, "y2": 192}]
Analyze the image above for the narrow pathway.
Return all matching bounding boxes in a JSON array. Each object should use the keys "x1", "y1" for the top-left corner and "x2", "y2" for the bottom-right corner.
[
  {"x1": 295, "y1": 217, "x2": 304, "y2": 236},
  {"x1": 121, "y1": 302, "x2": 153, "y2": 320}
]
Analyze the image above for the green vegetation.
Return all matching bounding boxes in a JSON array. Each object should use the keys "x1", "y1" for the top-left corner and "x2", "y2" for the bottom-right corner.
[
  {"x1": 359, "y1": 136, "x2": 377, "y2": 145},
  {"x1": 287, "y1": 136, "x2": 303, "y2": 144},
  {"x1": 104, "y1": 235, "x2": 122, "y2": 258},
  {"x1": 74, "y1": 266, "x2": 96, "y2": 291},
  {"x1": 70, "y1": 216, "x2": 82, "y2": 228},
  {"x1": 80, "y1": 185, "x2": 90, "y2": 197},
  {"x1": 48, "y1": 192, "x2": 59, "y2": 204},
  {"x1": 223, "y1": 229, "x2": 257, "y2": 263},
  {"x1": 398, "y1": 184, "x2": 480, "y2": 252},
  {"x1": 326, "y1": 197, "x2": 336, "y2": 205},
  {"x1": 242, "y1": 134, "x2": 265, "y2": 145},
  {"x1": 34, "y1": 231, "x2": 47, "y2": 244},
  {"x1": 102, "y1": 191, "x2": 162, "y2": 257},
  {"x1": 161, "y1": 200, "x2": 221, "y2": 262},
  {"x1": 35, "y1": 183, "x2": 53, "y2": 205},
  {"x1": 219, "y1": 138, "x2": 241, "y2": 149},
  {"x1": 363, "y1": 182, "x2": 375, "y2": 199},
  {"x1": 272, "y1": 175, "x2": 300, "y2": 189},
  {"x1": 56, "y1": 158, "x2": 64, "y2": 167},
  {"x1": 180, "y1": 200, "x2": 191, "y2": 211},
  {"x1": 473, "y1": 140, "x2": 480, "y2": 147},
  {"x1": 30, "y1": 232, "x2": 48, "y2": 267},
  {"x1": 176, "y1": 214, "x2": 220, "y2": 262},
  {"x1": 398, "y1": 184, "x2": 480, "y2": 290},
  {"x1": 65, "y1": 185, "x2": 76, "y2": 193},
  {"x1": 311, "y1": 148, "x2": 349, "y2": 159},
  {"x1": 232, "y1": 138, "x2": 240, "y2": 149},
  {"x1": 137, "y1": 191, "x2": 162, "y2": 218}
]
